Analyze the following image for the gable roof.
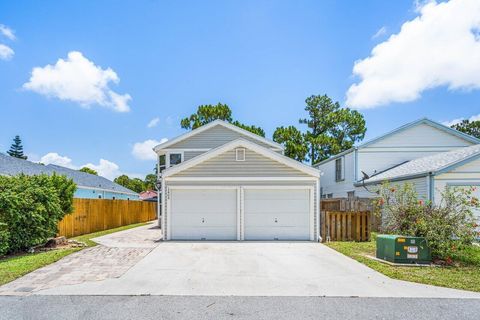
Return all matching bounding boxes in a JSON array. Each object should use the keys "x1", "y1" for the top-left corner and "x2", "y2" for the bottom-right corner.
[
  {"x1": 162, "y1": 138, "x2": 320, "y2": 178},
  {"x1": 360, "y1": 144, "x2": 480, "y2": 185},
  {"x1": 0, "y1": 153, "x2": 138, "y2": 195},
  {"x1": 359, "y1": 118, "x2": 480, "y2": 148},
  {"x1": 153, "y1": 120, "x2": 283, "y2": 152},
  {"x1": 314, "y1": 118, "x2": 480, "y2": 167}
]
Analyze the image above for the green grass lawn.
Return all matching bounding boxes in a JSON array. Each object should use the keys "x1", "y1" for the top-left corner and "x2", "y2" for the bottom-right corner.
[
  {"x1": 326, "y1": 236, "x2": 480, "y2": 292},
  {"x1": 0, "y1": 222, "x2": 148, "y2": 286}
]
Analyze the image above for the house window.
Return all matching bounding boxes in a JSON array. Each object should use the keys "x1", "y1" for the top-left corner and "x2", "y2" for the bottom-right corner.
[
  {"x1": 169, "y1": 153, "x2": 182, "y2": 166},
  {"x1": 335, "y1": 157, "x2": 345, "y2": 182},
  {"x1": 347, "y1": 191, "x2": 355, "y2": 199},
  {"x1": 159, "y1": 154, "x2": 166, "y2": 173},
  {"x1": 236, "y1": 148, "x2": 245, "y2": 161},
  {"x1": 327, "y1": 193, "x2": 333, "y2": 199}
]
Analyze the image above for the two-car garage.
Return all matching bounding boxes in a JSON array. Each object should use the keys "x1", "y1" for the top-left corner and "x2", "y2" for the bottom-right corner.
[
  {"x1": 168, "y1": 186, "x2": 314, "y2": 241},
  {"x1": 160, "y1": 139, "x2": 321, "y2": 242}
]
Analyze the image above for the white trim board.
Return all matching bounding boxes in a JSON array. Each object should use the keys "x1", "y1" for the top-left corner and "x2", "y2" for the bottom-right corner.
[
  {"x1": 162, "y1": 138, "x2": 321, "y2": 178},
  {"x1": 153, "y1": 120, "x2": 284, "y2": 152},
  {"x1": 165, "y1": 177, "x2": 318, "y2": 182}
]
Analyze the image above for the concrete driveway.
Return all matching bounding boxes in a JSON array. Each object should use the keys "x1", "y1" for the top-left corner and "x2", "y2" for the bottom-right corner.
[{"x1": 2, "y1": 222, "x2": 480, "y2": 298}]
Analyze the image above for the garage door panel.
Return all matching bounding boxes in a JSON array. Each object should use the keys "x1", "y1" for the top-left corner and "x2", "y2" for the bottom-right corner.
[
  {"x1": 245, "y1": 200, "x2": 309, "y2": 214},
  {"x1": 244, "y1": 212, "x2": 309, "y2": 227},
  {"x1": 245, "y1": 189, "x2": 308, "y2": 200},
  {"x1": 170, "y1": 188, "x2": 237, "y2": 240},
  {"x1": 244, "y1": 188, "x2": 311, "y2": 241},
  {"x1": 171, "y1": 227, "x2": 236, "y2": 240},
  {"x1": 245, "y1": 227, "x2": 310, "y2": 240},
  {"x1": 173, "y1": 213, "x2": 236, "y2": 227}
]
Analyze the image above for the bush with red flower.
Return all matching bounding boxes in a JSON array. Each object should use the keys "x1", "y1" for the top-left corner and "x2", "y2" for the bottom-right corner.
[{"x1": 374, "y1": 182, "x2": 479, "y2": 260}]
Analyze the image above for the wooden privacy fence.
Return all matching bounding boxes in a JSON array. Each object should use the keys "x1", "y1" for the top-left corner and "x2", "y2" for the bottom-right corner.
[
  {"x1": 57, "y1": 198, "x2": 157, "y2": 238},
  {"x1": 321, "y1": 211, "x2": 370, "y2": 242},
  {"x1": 320, "y1": 198, "x2": 375, "y2": 242}
]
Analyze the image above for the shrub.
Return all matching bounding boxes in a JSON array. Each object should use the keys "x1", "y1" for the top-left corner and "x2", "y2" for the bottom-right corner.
[
  {"x1": 374, "y1": 182, "x2": 479, "y2": 260},
  {"x1": 0, "y1": 174, "x2": 76, "y2": 254},
  {"x1": 0, "y1": 222, "x2": 9, "y2": 256}
]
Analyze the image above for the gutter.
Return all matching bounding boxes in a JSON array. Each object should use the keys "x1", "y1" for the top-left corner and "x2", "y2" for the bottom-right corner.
[{"x1": 354, "y1": 172, "x2": 430, "y2": 187}]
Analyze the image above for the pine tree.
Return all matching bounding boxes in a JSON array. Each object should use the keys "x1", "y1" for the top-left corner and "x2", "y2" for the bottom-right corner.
[{"x1": 7, "y1": 135, "x2": 27, "y2": 160}]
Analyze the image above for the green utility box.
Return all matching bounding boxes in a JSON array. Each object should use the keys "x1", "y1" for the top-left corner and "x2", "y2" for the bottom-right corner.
[{"x1": 376, "y1": 235, "x2": 431, "y2": 264}]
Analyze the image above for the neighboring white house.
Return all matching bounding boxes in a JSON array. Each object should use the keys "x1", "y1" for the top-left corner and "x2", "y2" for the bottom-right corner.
[
  {"x1": 315, "y1": 118, "x2": 480, "y2": 206},
  {"x1": 153, "y1": 120, "x2": 321, "y2": 241}
]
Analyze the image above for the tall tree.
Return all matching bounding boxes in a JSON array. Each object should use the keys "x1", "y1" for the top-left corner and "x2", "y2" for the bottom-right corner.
[
  {"x1": 144, "y1": 174, "x2": 157, "y2": 191},
  {"x1": 274, "y1": 94, "x2": 366, "y2": 164},
  {"x1": 79, "y1": 167, "x2": 98, "y2": 175},
  {"x1": 451, "y1": 120, "x2": 480, "y2": 139},
  {"x1": 7, "y1": 135, "x2": 27, "y2": 160},
  {"x1": 113, "y1": 175, "x2": 145, "y2": 193},
  {"x1": 300, "y1": 94, "x2": 366, "y2": 164},
  {"x1": 273, "y1": 126, "x2": 308, "y2": 161},
  {"x1": 181, "y1": 103, "x2": 265, "y2": 137}
]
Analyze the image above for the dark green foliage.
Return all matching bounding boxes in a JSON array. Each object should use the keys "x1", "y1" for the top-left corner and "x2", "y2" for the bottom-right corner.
[
  {"x1": 273, "y1": 126, "x2": 308, "y2": 161},
  {"x1": 7, "y1": 135, "x2": 27, "y2": 160},
  {"x1": 181, "y1": 103, "x2": 232, "y2": 129},
  {"x1": 274, "y1": 94, "x2": 367, "y2": 164},
  {"x1": 0, "y1": 174, "x2": 76, "y2": 254},
  {"x1": 300, "y1": 94, "x2": 366, "y2": 164},
  {"x1": 78, "y1": 167, "x2": 98, "y2": 175},
  {"x1": 451, "y1": 120, "x2": 480, "y2": 139},
  {"x1": 180, "y1": 103, "x2": 265, "y2": 137},
  {"x1": 231, "y1": 121, "x2": 265, "y2": 137},
  {"x1": 0, "y1": 223, "x2": 9, "y2": 256},
  {"x1": 114, "y1": 175, "x2": 146, "y2": 193},
  {"x1": 144, "y1": 174, "x2": 157, "y2": 191}
]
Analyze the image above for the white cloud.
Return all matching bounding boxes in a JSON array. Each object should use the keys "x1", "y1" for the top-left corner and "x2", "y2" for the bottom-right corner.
[
  {"x1": 372, "y1": 26, "x2": 387, "y2": 39},
  {"x1": 0, "y1": 24, "x2": 15, "y2": 41},
  {"x1": 38, "y1": 152, "x2": 135, "y2": 180},
  {"x1": 443, "y1": 113, "x2": 480, "y2": 127},
  {"x1": 346, "y1": 0, "x2": 480, "y2": 109},
  {"x1": 132, "y1": 138, "x2": 168, "y2": 161},
  {"x1": 82, "y1": 159, "x2": 122, "y2": 180},
  {"x1": 147, "y1": 117, "x2": 160, "y2": 128},
  {"x1": 40, "y1": 152, "x2": 75, "y2": 168},
  {"x1": 23, "y1": 51, "x2": 131, "y2": 112},
  {"x1": 0, "y1": 44, "x2": 14, "y2": 60}
]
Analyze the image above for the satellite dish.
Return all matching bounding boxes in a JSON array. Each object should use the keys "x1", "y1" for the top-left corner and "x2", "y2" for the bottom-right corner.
[{"x1": 361, "y1": 171, "x2": 370, "y2": 181}]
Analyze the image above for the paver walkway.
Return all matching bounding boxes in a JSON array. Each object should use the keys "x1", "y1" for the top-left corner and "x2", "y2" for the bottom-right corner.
[{"x1": 0, "y1": 222, "x2": 161, "y2": 296}]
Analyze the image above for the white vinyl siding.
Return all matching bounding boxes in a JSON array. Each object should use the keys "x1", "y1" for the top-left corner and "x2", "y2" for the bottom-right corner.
[
  {"x1": 317, "y1": 151, "x2": 355, "y2": 198},
  {"x1": 172, "y1": 149, "x2": 311, "y2": 178},
  {"x1": 370, "y1": 177, "x2": 429, "y2": 200},
  {"x1": 433, "y1": 157, "x2": 480, "y2": 206},
  {"x1": 184, "y1": 151, "x2": 206, "y2": 161},
  {"x1": 318, "y1": 122, "x2": 474, "y2": 199},
  {"x1": 168, "y1": 125, "x2": 276, "y2": 150},
  {"x1": 366, "y1": 123, "x2": 473, "y2": 148}
]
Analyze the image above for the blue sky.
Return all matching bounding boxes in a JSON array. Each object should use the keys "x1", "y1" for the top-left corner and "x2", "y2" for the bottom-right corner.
[{"x1": 0, "y1": 0, "x2": 479, "y2": 179}]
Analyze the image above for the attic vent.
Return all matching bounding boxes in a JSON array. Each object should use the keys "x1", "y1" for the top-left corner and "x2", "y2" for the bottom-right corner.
[{"x1": 235, "y1": 148, "x2": 246, "y2": 161}]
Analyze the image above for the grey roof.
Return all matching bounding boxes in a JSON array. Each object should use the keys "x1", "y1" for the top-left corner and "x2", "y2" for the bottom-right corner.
[
  {"x1": 363, "y1": 144, "x2": 480, "y2": 184},
  {"x1": 0, "y1": 153, "x2": 138, "y2": 195}
]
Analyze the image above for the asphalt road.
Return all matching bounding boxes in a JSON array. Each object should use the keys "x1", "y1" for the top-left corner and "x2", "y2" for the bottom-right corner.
[{"x1": 1, "y1": 296, "x2": 479, "y2": 320}]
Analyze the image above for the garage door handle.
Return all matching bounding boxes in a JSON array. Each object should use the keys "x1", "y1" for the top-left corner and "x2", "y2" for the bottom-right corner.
[{"x1": 202, "y1": 218, "x2": 205, "y2": 223}]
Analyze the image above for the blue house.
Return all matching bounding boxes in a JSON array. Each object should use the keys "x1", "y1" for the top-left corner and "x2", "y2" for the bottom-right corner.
[{"x1": 0, "y1": 153, "x2": 139, "y2": 200}]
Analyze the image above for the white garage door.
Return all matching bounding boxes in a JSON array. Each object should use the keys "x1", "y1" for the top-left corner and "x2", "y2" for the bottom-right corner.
[
  {"x1": 244, "y1": 188, "x2": 311, "y2": 240},
  {"x1": 170, "y1": 188, "x2": 237, "y2": 240}
]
